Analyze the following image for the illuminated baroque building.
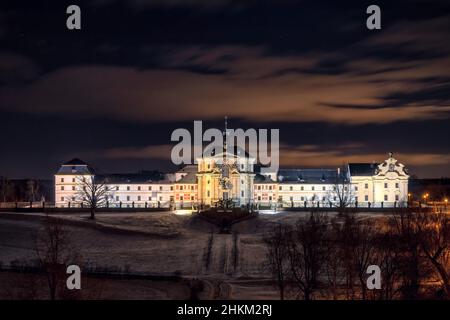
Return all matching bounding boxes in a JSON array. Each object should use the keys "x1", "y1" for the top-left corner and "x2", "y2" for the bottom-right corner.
[{"x1": 55, "y1": 152, "x2": 409, "y2": 209}]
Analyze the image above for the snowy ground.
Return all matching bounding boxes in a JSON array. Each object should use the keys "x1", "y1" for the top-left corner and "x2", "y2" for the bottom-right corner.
[{"x1": 0, "y1": 210, "x2": 386, "y2": 299}]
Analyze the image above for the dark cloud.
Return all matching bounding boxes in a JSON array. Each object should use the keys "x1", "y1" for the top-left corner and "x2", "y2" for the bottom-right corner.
[{"x1": 0, "y1": 0, "x2": 450, "y2": 178}]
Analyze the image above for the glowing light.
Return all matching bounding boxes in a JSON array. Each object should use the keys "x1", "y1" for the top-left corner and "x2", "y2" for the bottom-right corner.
[
  {"x1": 173, "y1": 209, "x2": 193, "y2": 215},
  {"x1": 258, "y1": 209, "x2": 279, "y2": 215}
]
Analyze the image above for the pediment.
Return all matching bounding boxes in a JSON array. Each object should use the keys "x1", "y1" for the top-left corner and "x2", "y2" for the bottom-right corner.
[{"x1": 375, "y1": 154, "x2": 408, "y2": 178}]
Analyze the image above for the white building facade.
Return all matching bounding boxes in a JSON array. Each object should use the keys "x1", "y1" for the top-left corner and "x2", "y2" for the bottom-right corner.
[{"x1": 55, "y1": 153, "x2": 409, "y2": 209}]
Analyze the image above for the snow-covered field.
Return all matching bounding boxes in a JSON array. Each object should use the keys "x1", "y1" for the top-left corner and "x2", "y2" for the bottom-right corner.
[{"x1": 0, "y1": 211, "x2": 385, "y2": 299}]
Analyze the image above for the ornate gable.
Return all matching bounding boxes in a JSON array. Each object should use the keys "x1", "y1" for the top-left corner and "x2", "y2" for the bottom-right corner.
[{"x1": 374, "y1": 153, "x2": 409, "y2": 178}]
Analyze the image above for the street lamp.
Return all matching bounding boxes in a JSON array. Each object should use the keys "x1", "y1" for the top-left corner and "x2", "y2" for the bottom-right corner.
[{"x1": 423, "y1": 193, "x2": 429, "y2": 205}]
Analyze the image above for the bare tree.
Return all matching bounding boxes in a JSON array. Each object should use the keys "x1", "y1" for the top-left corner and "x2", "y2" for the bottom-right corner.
[
  {"x1": 354, "y1": 220, "x2": 377, "y2": 300},
  {"x1": 26, "y1": 179, "x2": 41, "y2": 202},
  {"x1": 328, "y1": 167, "x2": 355, "y2": 211},
  {"x1": 74, "y1": 175, "x2": 114, "y2": 219},
  {"x1": 287, "y1": 213, "x2": 329, "y2": 300},
  {"x1": 372, "y1": 229, "x2": 402, "y2": 300},
  {"x1": 263, "y1": 223, "x2": 290, "y2": 300},
  {"x1": 0, "y1": 176, "x2": 12, "y2": 203},
  {"x1": 35, "y1": 215, "x2": 80, "y2": 300},
  {"x1": 324, "y1": 220, "x2": 344, "y2": 300},
  {"x1": 416, "y1": 209, "x2": 450, "y2": 297},
  {"x1": 388, "y1": 209, "x2": 427, "y2": 299}
]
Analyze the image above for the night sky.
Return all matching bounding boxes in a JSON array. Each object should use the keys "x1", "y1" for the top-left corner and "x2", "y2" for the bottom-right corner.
[{"x1": 1, "y1": 0, "x2": 449, "y2": 179}]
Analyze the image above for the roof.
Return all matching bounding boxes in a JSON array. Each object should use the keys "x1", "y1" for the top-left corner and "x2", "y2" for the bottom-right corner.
[
  {"x1": 94, "y1": 173, "x2": 169, "y2": 184},
  {"x1": 277, "y1": 169, "x2": 340, "y2": 184},
  {"x1": 176, "y1": 165, "x2": 198, "y2": 173},
  {"x1": 63, "y1": 158, "x2": 87, "y2": 166},
  {"x1": 57, "y1": 158, "x2": 95, "y2": 175},
  {"x1": 254, "y1": 173, "x2": 276, "y2": 184},
  {"x1": 348, "y1": 163, "x2": 378, "y2": 176},
  {"x1": 176, "y1": 171, "x2": 197, "y2": 184}
]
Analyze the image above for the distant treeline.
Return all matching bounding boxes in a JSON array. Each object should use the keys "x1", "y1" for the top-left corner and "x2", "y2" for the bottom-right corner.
[
  {"x1": 409, "y1": 178, "x2": 450, "y2": 201},
  {"x1": 0, "y1": 177, "x2": 53, "y2": 202}
]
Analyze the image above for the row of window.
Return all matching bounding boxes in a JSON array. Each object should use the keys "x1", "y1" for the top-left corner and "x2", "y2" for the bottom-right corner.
[
  {"x1": 203, "y1": 163, "x2": 248, "y2": 170},
  {"x1": 59, "y1": 185, "x2": 172, "y2": 191},
  {"x1": 61, "y1": 196, "x2": 167, "y2": 202},
  {"x1": 257, "y1": 185, "x2": 343, "y2": 192},
  {"x1": 256, "y1": 194, "x2": 401, "y2": 202}
]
